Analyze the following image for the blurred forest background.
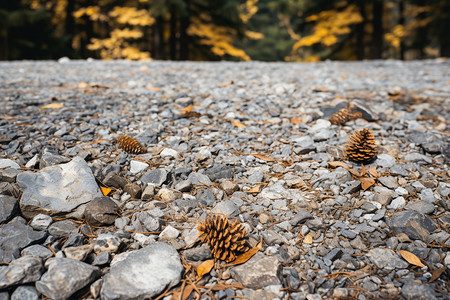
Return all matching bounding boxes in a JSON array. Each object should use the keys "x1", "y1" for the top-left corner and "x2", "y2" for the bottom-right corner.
[{"x1": 1, "y1": 0, "x2": 449, "y2": 61}]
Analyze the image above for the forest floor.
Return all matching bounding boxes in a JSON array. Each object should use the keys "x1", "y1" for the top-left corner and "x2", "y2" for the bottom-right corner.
[{"x1": 0, "y1": 59, "x2": 449, "y2": 299}]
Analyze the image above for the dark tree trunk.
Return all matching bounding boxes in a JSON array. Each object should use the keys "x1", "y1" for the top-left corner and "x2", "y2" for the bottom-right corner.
[
  {"x1": 415, "y1": 0, "x2": 427, "y2": 59},
  {"x1": 371, "y1": 0, "x2": 383, "y2": 59},
  {"x1": 356, "y1": 0, "x2": 366, "y2": 60},
  {"x1": 398, "y1": 0, "x2": 405, "y2": 60},
  {"x1": 152, "y1": 16, "x2": 164, "y2": 59},
  {"x1": 65, "y1": 0, "x2": 75, "y2": 55},
  {"x1": 170, "y1": 6, "x2": 177, "y2": 60},
  {"x1": 179, "y1": 0, "x2": 190, "y2": 60}
]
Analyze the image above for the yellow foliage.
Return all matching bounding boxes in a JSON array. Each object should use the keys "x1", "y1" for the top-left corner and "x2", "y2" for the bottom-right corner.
[
  {"x1": 385, "y1": 25, "x2": 404, "y2": 49},
  {"x1": 240, "y1": 0, "x2": 259, "y2": 24},
  {"x1": 188, "y1": 17, "x2": 251, "y2": 61},
  {"x1": 293, "y1": 4, "x2": 362, "y2": 51},
  {"x1": 245, "y1": 30, "x2": 264, "y2": 40},
  {"x1": 73, "y1": 6, "x2": 108, "y2": 22},
  {"x1": 109, "y1": 6, "x2": 154, "y2": 26}
]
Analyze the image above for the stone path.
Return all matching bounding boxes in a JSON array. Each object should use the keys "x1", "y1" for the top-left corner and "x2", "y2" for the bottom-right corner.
[{"x1": 0, "y1": 59, "x2": 449, "y2": 299}]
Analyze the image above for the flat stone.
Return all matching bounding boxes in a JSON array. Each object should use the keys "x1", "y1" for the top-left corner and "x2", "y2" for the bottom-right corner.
[
  {"x1": 376, "y1": 154, "x2": 396, "y2": 168},
  {"x1": 205, "y1": 164, "x2": 234, "y2": 181},
  {"x1": 103, "y1": 172, "x2": 127, "y2": 189},
  {"x1": 366, "y1": 248, "x2": 408, "y2": 270},
  {"x1": 157, "y1": 188, "x2": 182, "y2": 202},
  {"x1": 94, "y1": 234, "x2": 122, "y2": 253},
  {"x1": 48, "y1": 220, "x2": 78, "y2": 238},
  {"x1": 0, "y1": 195, "x2": 19, "y2": 224},
  {"x1": 438, "y1": 182, "x2": 450, "y2": 197},
  {"x1": 289, "y1": 209, "x2": 314, "y2": 226},
  {"x1": 0, "y1": 217, "x2": 47, "y2": 263},
  {"x1": 21, "y1": 245, "x2": 53, "y2": 260},
  {"x1": 160, "y1": 148, "x2": 179, "y2": 158},
  {"x1": 64, "y1": 244, "x2": 93, "y2": 261},
  {"x1": 182, "y1": 245, "x2": 212, "y2": 261},
  {"x1": 387, "y1": 196, "x2": 406, "y2": 210},
  {"x1": 38, "y1": 147, "x2": 70, "y2": 169},
  {"x1": 187, "y1": 172, "x2": 212, "y2": 186},
  {"x1": 92, "y1": 251, "x2": 111, "y2": 266},
  {"x1": 0, "y1": 256, "x2": 44, "y2": 289},
  {"x1": 373, "y1": 186, "x2": 395, "y2": 205},
  {"x1": 219, "y1": 180, "x2": 239, "y2": 195},
  {"x1": 419, "y1": 188, "x2": 436, "y2": 203},
  {"x1": 401, "y1": 279, "x2": 437, "y2": 300},
  {"x1": 17, "y1": 157, "x2": 102, "y2": 219},
  {"x1": 404, "y1": 153, "x2": 432, "y2": 164},
  {"x1": 0, "y1": 167, "x2": 21, "y2": 183},
  {"x1": 389, "y1": 211, "x2": 437, "y2": 242},
  {"x1": 231, "y1": 252, "x2": 281, "y2": 289},
  {"x1": 196, "y1": 189, "x2": 216, "y2": 206},
  {"x1": 84, "y1": 196, "x2": 119, "y2": 227},
  {"x1": 141, "y1": 169, "x2": 167, "y2": 186},
  {"x1": 101, "y1": 242, "x2": 183, "y2": 300},
  {"x1": 11, "y1": 285, "x2": 40, "y2": 300},
  {"x1": 130, "y1": 160, "x2": 149, "y2": 174},
  {"x1": 0, "y1": 158, "x2": 20, "y2": 169},
  {"x1": 378, "y1": 176, "x2": 397, "y2": 189},
  {"x1": 159, "y1": 225, "x2": 180, "y2": 240},
  {"x1": 29, "y1": 214, "x2": 53, "y2": 231},
  {"x1": 211, "y1": 200, "x2": 239, "y2": 217},
  {"x1": 124, "y1": 183, "x2": 142, "y2": 198},
  {"x1": 36, "y1": 258, "x2": 100, "y2": 300},
  {"x1": 405, "y1": 201, "x2": 435, "y2": 214}
]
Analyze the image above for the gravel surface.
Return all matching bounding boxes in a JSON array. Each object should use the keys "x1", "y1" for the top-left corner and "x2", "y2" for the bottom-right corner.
[{"x1": 0, "y1": 59, "x2": 449, "y2": 299}]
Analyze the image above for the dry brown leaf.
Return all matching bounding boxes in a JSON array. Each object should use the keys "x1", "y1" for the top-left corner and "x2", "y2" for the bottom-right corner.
[
  {"x1": 290, "y1": 117, "x2": 303, "y2": 124},
  {"x1": 146, "y1": 86, "x2": 161, "y2": 91},
  {"x1": 78, "y1": 81, "x2": 88, "y2": 89},
  {"x1": 231, "y1": 120, "x2": 246, "y2": 128},
  {"x1": 398, "y1": 250, "x2": 425, "y2": 268},
  {"x1": 40, "y1": 103, "x2": 64, "y2": 110},
  {"x1": 368, "y1": 166, "x2": 379, "y2": 178},
  {"x1": 197, "y1": 259, "x2": 214, "y2": 279},
  {"x1": 360, "y1": 164, "x2": 367, "y2": 176},
  {"x1": 140, "y1": 66, "x2": 149, "y2": 72},
  {"x1": 430, "y1": 266, "x2": 446, "y2": 282},
  {"x1": 246, "y1": 184, "x2": 264, "y2": 193},
  {"x1": 223, "y1": 239, "x2": 262, "y2": 267},
  {"x1": 328, "y1": 161, "x2": 361, "y2": 177},
  {"x1": 100, "y1": 186, "x2": 111, "y2": 196},
  {"x1": 252, "y1": 153, "x2": 276, "y2": 162},
  {"x1": 220, "y1": 81, "x2": 234, "y2": 87},
  {"x1": 303, "y1": 233, "x2": 313, "y2": 244},
  {"x1": 359, "y1": 177, "x2": 376, "y2": 190},
  {"x1": 89, "y1": 139, "x2": 104, "y2": 145}
]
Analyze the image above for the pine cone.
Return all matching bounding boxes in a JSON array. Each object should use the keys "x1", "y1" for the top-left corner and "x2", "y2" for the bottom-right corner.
[
  {"x1": 330, "y1": 106, "x2": 362, "y2": 125},
  {"x1": 117, "y1": 135, "x2": 147, "y2": 154},
  {"x1": 197, "y1": 215, "x2": 250, "y2": 262},
  {"x1": 345, "y1": 128, "x2": 377, "y2": 163}
]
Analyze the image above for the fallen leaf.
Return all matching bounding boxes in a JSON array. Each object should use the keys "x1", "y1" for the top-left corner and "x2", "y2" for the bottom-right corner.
[
  {"x1": 77, "y1": 81, "x2": 88, "y2": 89},
  {"x1": 40, "y1": 103, "x2": 64, "y2": 110},
  {"x1": 223, "y1": 239, "x2": 262, "y2": 267},
  {"x1": 181, "y1": 105, "x2": 195, "y2": 114},
  {"x1": 303, "y1": 233, "x2": 313, "y2": 244},
  {"x1": 398, "y1": 250, "x2": 425, "y2": 268},
  {"x1": 359, "y1": 177, "x2": 376, "y2": 190},
  {"x1": 231, "y1": 120, "x2": 246, "y2": 128},
  {"x1": 100, "y1": 186, "x2": 111, "y2": 196},
  {"x1": 140, "y1": 66, "x2": 149, "y2": 72},
  {"x1": 368, "y1": 166, "x2": 378, "y2": 178},
  {"x1": 147, "y1": 86, "x2": 161, "y2": 91},
  {"x1": 290, "y1": 117, "x2": 303, "y2": 124},
  {"x1": 429, "y1": 266, "x2": 446, "y2": 282},
  {"x1": 220, "y1": 81, "x2": 234, "y2": 87},
  {"x1": 246, "y1": 184, "x2": 263, "y2": 193},
  {"x1": 89, "y1": 139, "x2": 104, "y2": 145},
  {"x1": 328, "y1": 161, "x2": 360, "y2": 177},
  {"x1": 252, "y1": 153, "x2": 276, "y2": 162},
  {"x1": 197, "y1": 259, "x2": 214, "y2": 279},
  {"x1": 360, "y1": 164, "x2": 367, "y2": 176}
]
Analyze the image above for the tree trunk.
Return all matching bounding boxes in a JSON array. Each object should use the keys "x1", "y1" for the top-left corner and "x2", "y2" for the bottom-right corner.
[
  {"x1": 356, "y1": 0, "x2": 366, "y2": 60},
  {"x1": 398, "y1": 0, "x2": 405, "y2": 60},
  {"x1": 371, "y1": 0, "x2": 383, "y2": 59},
  {"x1": 170, "y1": 6, "x2": 177, "y2": 60},
  {"x1": 179, "y1": 0, "x2": 190, "y2": 60},
  {"x1": 65, "y1": 0, "x2": 75, "y2": 56},
  {"x1": 152, "y1": 16, "x2": 164, "y2": 60}
]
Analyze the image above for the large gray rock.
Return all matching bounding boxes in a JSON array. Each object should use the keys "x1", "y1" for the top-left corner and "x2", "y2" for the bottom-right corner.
[
  {"x1": 140, "y1": 169, "x2": 167, "y2": 186},
  {"x1": 389, "y1": 211, "x2": 437, "y2": 242},
  {"x1": 0, "y1": 256, "x2": 43, "y2": 289},
  {"x1": 0, "y1": 195, "x2": 19, "y2": 224},
  {"x1": 84, "y1": 196, "x2": 119, "y2": 226},
  {"x1": 11, "y1": 285, "x2": 40, "y2": 300},
  {"x1": 0, "y1": 217, "x2": 47, "y2": 263},
  {"x1": 36, "y1": 258, "x2": 100, "y2": 300},
  {"x1": 401, "y1": 279, "x2": 437, "y2": 300},
  {"x1": 17, "y1": 156, "x2": 102, "y2": 219},
  {"x1": 101, "y1": 242, "x2": 183, "y2": 300},
  {"x1": 231, "y1": 252, "x2": 281, "y2": 289}
]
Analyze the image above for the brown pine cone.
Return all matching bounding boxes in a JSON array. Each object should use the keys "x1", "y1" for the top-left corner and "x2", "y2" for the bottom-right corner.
[
  {"x1": 116, "y1": 135, "x2": 147, "y2": 154},
  {"x1": 345, "y1": 128, "x2": 377, "y2": 163}
]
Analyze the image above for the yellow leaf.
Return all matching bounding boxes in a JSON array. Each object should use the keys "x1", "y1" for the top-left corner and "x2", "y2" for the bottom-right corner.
[
  {"x1": 359, "y1": 177, "x2": 376, "y2": 190},
  {"x1": 181, "y1": 105, "x2": 195, "y2": 115},
  {"x1": 197, "y1": 259, "x2": 215, "y2": 279},
  {"x1": 224, "y1": 239, "x2": 262, "y2": 267},
  {"x1": 252, "y1": 153, "x2": 276, "y2": 162},
  {"x1": 100, "y1": 186, "x2": 111, "y2": 196},
  {"x1": 40, "y1": 103, "x2": 64, "y2": 110},
  {"x1": 246, "y1": 184, "x2": 264, "y2": 193},
  {"x1": 304, "y1": 233, "x2": 313, "y2": 244},
  {"x1": 398, "y1": 250, "x2": 425, "y2": 268},
  {"x1": 231, "y1": 120, "x2": 246, "y2": 128}
]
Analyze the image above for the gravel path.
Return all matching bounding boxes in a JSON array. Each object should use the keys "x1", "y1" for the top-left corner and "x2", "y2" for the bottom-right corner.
[{"x1": 0, "y1": 59, "x2": 449, "y2": 299}]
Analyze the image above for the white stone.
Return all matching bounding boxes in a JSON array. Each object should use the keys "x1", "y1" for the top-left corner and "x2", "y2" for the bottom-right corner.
[
  {"x1": 160, "y1": 148, "x2": 179, "y2": 158},
  {"x1": 130, "y1": 160, "x2": 149, "y2": 174},
  {"x1": 387, "y1": 196, "x2": 406, "y2": 210},
  {"x1": 310, "y1": 119, "x2": 331, "y2": 131},
  {"x1": 395, "y1": 187, "x2": 409, "y2": 195},
  {"x1": 159, "y1": 225, "x2": 180, "y2": 240},
  {"x1": 133, "y1": 233, "x2": 156, "y2": 247},
  {"x1": 30, "y1": 214, "x2": 53, "y2": 231},
  {"x1": 0, "y1": 159, "x2": 20, "y2": 169}
]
